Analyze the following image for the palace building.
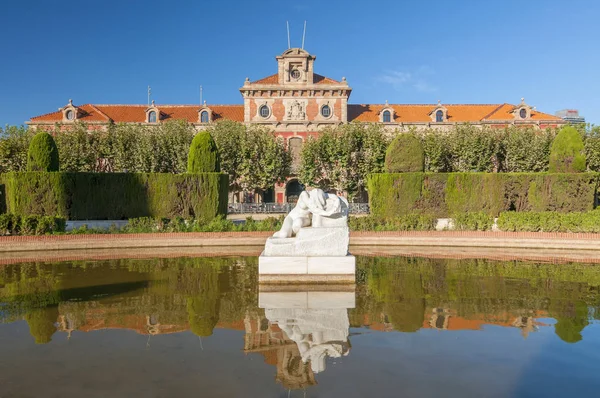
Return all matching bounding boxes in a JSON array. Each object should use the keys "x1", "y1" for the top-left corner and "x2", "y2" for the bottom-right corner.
[{"x1": 28, "y1": 47, "x2": 566, "y2": 203}]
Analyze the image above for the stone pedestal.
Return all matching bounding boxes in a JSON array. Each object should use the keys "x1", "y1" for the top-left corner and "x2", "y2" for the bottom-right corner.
[
  {"x1": 260, "y1": 225, "x2": 355, "y2": 283},
  {"x1": 264, "y1": 227, "x2": 349, "y2": 257},
  {"x1": 258, "y1": 254, "x2": 355, "y2": 283}
]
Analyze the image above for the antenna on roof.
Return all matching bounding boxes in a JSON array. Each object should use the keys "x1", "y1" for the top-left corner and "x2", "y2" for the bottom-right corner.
[
  {"x1": 302, "y1": 21, "x2": 307, "y2": 49},
  {"x1": 286, "y1": 21, "x2": 291, "y2": 49},
  {"x1": 147, "y1": 86, "x2": 152, "y2": 107}
]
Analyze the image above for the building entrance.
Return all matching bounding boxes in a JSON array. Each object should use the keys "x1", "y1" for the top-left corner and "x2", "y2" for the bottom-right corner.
[{"x1": 285, "y1": 180, "x2": 304, "y2": 204}]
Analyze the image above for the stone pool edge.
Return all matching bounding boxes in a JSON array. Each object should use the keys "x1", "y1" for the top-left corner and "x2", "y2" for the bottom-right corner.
[{"x1": 2, "y1": 230, "x2": 600, "y2": 253}]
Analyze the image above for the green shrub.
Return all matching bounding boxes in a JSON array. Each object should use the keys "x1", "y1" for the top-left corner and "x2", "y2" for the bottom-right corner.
[
  {"x1": 452, "y1": 212, "x2": 494, "y2": 231},
  {"x1": 349, "y1": 214, "x2": 436, "y2": 231},
  {"x1": 0, "y1": 172, "x2": 228, "y2": 220},
  {"x1": 187, "y1": 131, "x2": 220, "y2": 173},
  {"x1": 368, "y1": 172, "x2": 599, "y2": 218},
  {"x1": 497, "y1": 210, "x2": 600, "y2": 233},
  {"x1": 0, "y1": 214, "x2": 65, "y2": 235},
  {"x1": 549, "y1": 126, "x2": 586, "y2": 173},
  {"x1": 27, "y1": 132, "x2": 59, "y2": 172},
  {"x1": 385, "y1": 134, "x2": 424, "y2": 173}
]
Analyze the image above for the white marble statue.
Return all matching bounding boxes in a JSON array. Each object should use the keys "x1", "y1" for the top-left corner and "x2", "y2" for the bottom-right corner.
[
  {"x1": 272, "y1": 189, "x2": 347, "y2": 239},
  {"x1": 259, "y1": 188, "x2": 354, "y2": 275}
]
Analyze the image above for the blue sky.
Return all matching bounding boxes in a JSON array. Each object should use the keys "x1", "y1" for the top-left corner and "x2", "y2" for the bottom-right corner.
[{"x1": 1, "y1": 0, "x2": 598, "y2": 126}]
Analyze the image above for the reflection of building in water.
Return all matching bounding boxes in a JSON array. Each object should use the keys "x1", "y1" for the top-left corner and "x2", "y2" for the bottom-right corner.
[
  {"x1": 429, "y1": 308, "x2": 451, "y2": 330},
  {"x1": 56, "y1": 308, "x2": 188, "y2": 336},
  {"x1": 243, "y1": 312, "x2": 316, "y2": 389}
]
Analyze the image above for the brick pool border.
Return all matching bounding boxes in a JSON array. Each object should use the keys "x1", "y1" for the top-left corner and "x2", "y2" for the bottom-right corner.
[{"x1": 0, "y1": 231, "x2": 600, "y2": 264}]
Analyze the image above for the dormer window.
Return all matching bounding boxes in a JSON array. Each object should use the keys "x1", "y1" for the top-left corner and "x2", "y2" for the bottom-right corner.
[
  {"x1": 430, "y1": 101, "x2": 448, "y2": 123},
  {"x1": 197, "y1": 105, "x2": 213, "y2": 124},
  {"x1": 60, "y1": 99, "x2": 79, "y2": 122},
  {"x1": 513, "y1": 98, "x2": 532, "y2": 120},
  {"x1": 321, "y1": 104, "x2": 331, "y2": 118},
  {"x1": 436, "y1": 110, "x2": 444, "y2": 123},
  {"x1": 200, "y1": 111, "x2": 209, "y2": 123},
  {"x1": 290, "y1": 69, "x2": 301, "y2": 80},
  {"x1": 146, "y1": 100, "x2": 160, "y2": 123},
  {"x1": 383, "y1": 110, "x2": 391, "y2": 123},
  {"x1": 519, "y1": 108, "x2": 527, "y2": 119}
]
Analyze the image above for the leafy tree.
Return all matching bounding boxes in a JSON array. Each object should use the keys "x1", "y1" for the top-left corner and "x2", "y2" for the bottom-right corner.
[
  {"x1": 209, "y1": 120, "x2": 290, "y2": 197},
  {"x1": 299, "y1": 123, "x2": 388, "y2": 198},
  {"x1": 187, "y1": 131, "x2": 220, "y2": 173},
  {"x1": 447, "y1": 124, "x2": 502, "y2": 172},
  {"x1": 583, "y1": 125, "x2": 600, "y2": 171},
  {"x1": 0, "y1": 125, "x2": 33, "y2": 173},
  {"x1": 207, "y1": 120, "x2": 246, "y2": 193},
  {"x1": 238, "y1": 126, "x2": 289, "y2": 192},
  {"x1": 385, "y1": 133, "x2": 424, "y2": 173},
  {"x1": 549, "y1": 126, "x2": 586, "y2": 173},
  {"x1": 502, "y1": 127, "x2": 555, "y2": 172},
  {"x1": 27, "y1": 131, "x2": 59, "y2": 171},
  {"x1": 53, "y1": 122, "x2": 101, "y2": 172},
  {"x1": 421, "y1": 129, "x2": 451, "y2": 172}
]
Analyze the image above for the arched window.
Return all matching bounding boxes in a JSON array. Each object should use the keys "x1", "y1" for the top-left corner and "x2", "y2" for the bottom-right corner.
[
  {"x1": 382, "y1": 110, "x2": 391, "y2": 123},
  {"x1": 259, "y1": 105, "x2": 270, "y2": 118},
  {"x1": 321, "y1": 105, "x2": 331, "y2": 118},
  {"x1": 519, "y1": 108, "x2": 527, "y2": 119},
  {"x1": 66, "y1": 110, "x2": 75, "y2": 120},
  {"x1": 436, "y1": 110, "x2": 444, "y2": 123},
  {"x1": 200, "y1": 111, "x2": 209, "y2": 123},
  {"x1": 148, "y1": 111, "x2": 157, "y2": 123}
]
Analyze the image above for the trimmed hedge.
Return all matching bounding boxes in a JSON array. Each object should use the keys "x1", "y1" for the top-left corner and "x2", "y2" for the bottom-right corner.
[
  {"x1": 368, "y1": 172, "x2": 599, "y2": 218},
  {"x1": 0, "y1": 172, "x2": 228, "y2": 220},
  {"x1": 385, "y1": 134, "x2": 424, "y2": 173},
  {"x1": 188, "y1": 131, "x2": 220, "y2": 173},
  {"x1": 549, "y1": 126, "x2": 586, "y2": 173},
  {"x1": 27, "y1": 132, "x2": 59, "y2": 172},
  {"x1": 452, "y1": 212, "x2": 494, "y2": 231},
  {"x1": 497, "y1": 210, "x2": 600, "y2": 233},
  {"x1": 349, "y1": 214, "x2": 436, "y2": 231},
  {"x1": 0, "y1": 214, "x2": 66, "y2": 235}
]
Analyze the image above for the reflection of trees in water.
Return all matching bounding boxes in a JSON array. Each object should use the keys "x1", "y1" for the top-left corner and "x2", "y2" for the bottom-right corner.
[
  {"x1": 353, "y1": 256, "x2": 600, "y2": 343},
  {"x1": 187, "y1": 266, "x2": 220, "y2": 337},
  {"x1": 25, "y1": 306, "x2": 59, "y2": 344},
  {"x1": 3, "y1": 255, "x2": 600, "y2": 344}
]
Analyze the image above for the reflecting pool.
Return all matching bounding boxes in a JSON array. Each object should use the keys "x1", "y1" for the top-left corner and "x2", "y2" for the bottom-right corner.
[{"x1": 2, "y1": 255, "x2": 600, "y2": 397}]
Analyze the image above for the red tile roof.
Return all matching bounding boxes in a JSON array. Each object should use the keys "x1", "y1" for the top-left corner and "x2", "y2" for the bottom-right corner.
[
  {"x1": 347, "y1": 103, "x2": 563, "y2": 123},
  {"x1": 249, "y1": 73, "x2": 340, "y2": 85},
  {"x1": 313, "y1": 73, "x2": 339, "y2": 85},
  {"x1": 30, "y1": 104, "x2": 245, "y2": 123},
  {"x1": 250, "y1": 74, "x2": 279, "y2": 85},
  {"x1": 29, "y1": 103, "x2": 562, "y2": 125}
]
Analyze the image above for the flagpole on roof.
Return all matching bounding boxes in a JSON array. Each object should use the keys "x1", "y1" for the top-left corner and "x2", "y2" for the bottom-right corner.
[
  {"x1": 147, "y1": 86, "x2": 151, "y2": 107},
  {"x1": 302, "y1": 21, "x2": 306, "y2": 49},
  {"x1": 286, "y1": 21, "x2": 291, "y2": 49}
]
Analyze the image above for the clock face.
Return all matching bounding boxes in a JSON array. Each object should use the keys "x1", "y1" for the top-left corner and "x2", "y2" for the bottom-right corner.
[{"x1": 290, "y1": 69, "x2": 301, "y2": 80}]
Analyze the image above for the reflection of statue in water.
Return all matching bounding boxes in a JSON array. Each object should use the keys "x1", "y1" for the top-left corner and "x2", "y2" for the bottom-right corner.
[
  {"x1": 265, "y1": 308, "x2": 350, "y2": 373},
  {"x1": 273, "y1": 189, "x2": 346, "y2": 239}
]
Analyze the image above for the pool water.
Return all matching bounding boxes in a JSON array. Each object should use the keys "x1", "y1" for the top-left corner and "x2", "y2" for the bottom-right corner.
[{"x1": 1, "y1": 255, "x2": 600, "y2": 397}]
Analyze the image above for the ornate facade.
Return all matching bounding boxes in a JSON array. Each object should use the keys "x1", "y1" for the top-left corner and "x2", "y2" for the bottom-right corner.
[{"x1": 28, "y1": 48, "x2": 566, "y2": 203}]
